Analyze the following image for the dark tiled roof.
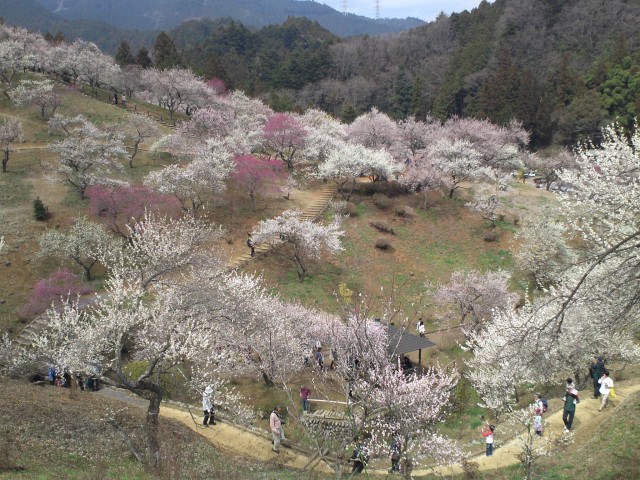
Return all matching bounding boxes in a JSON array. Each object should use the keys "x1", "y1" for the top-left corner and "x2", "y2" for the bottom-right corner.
[{"x1": 387, "y1": 323, "x2": 435, "y2": 356}]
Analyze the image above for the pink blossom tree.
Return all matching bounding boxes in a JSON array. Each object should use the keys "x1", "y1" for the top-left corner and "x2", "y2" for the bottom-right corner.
[
  {"x1": 262, "y1": 112, "x2": 307, "y2": 170},
  {"x1": 231, "y1": 154, "x2": 284, "y2": 210},
  {"x1": 86, "y1": 184, "x2": 181, "y2": 238},
  {"x1": 17, "y1": 269, "x2": 95, "y2": 320},
  {"x1": 347, "y1": 107, "x2": 401, "y2": 157},
  {"x1": 400, "y1": 152, "x2": 446, "y2": 209},
  {"x1": 251, "y1": 209, "x2": 344, "y2": 282},
  {"x1": 442, "y1": 117, "x2": 529, "y2": 170}
]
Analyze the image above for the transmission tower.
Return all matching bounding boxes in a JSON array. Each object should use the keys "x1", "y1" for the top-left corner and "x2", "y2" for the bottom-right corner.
[
  {"x1": 342, "y1": 0, "x2": 348, "y2": 15},
  {"x1": 375, "y1": 0, "x2": 380, "y2": 19}
]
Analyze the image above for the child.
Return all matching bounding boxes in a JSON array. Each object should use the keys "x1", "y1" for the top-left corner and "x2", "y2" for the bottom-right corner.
[
  {"x1": 481, "y1": 424, "x2": 495, "y2": 456},
  {"x1": 533, "y1": 393, "x2": 543, "y2": 436}
]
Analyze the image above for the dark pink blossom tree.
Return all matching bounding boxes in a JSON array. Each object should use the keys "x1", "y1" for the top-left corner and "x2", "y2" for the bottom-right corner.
[
  {"x1": 231, "y1": 155, "x2": 284, "y2": 211},
  {"x1": 17, "y1": 269, "x2": 94, "y2": 320},
  {"x1": 86, "y1": 184, "x2": 181, "y2": 238},
  {"x1": 262, "y1": 113, "x2": 307, "y2": 170}
]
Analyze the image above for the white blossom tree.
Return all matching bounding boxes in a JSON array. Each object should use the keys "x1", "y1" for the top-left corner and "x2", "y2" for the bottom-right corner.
[
  {"x1": 11, "y1": 79, "x2": 61, "y2": 119},
  {"x1": 39, "y1": 216, "x2": 119, "y2": 280},
  {"x1": 251, "y1": 209, "x2": 344, "y2": 282},
  {"x1": 144, "y1": 139, "x2": 234, "y2": 214},
  {"x1": 125, "y1": 114, "x2": 159, "y2": 168},
  {"x1": 514, "y1": 207, "x2": 574, "y2": 287},
  {"x1": 48, "y1": 115, "x2": 128, "y2": 196},
  {"x1": 429, "y1": 138, "x2": 488, "y2": 199},
  {"x1": 0, "y1": 37, "x2": 35, "y2": 98},
  {"x1": 465, "y1": 186, "x2": 503, "y2": 228},
  {"x1": 435, "y1": 269, "x2": 519, "y2": 337},
  {"x1": 0, "y1": 117, "x2": 23, "y2": 173},
  {"x1": 317, "y1": 143, "x2": 399, "y2": 200}
]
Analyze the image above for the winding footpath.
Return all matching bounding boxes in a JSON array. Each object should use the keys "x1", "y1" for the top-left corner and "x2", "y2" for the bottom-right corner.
[{"x1": 95, "y1": 380, "x2": 640, "y2": 476}]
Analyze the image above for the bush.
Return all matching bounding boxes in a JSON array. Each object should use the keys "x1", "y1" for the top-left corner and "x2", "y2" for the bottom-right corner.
[
  {"x1": 372, "y1": 194, "x2": 391, "y2": 210},
  {"x1": 483, "y1": 232, "x2": 497, "y2": 242},
  {"x1": 369, "y1": 219, "x2": 394, "y2": 234},
  {"x1": 395, "y1": 205, "x2": 415, "y2": 218},
  {"x1": 354, "y1": 181, "x2": 408, "y2": 197},
  {"x1": 344, "y1": 202, "x2": 358, "y2": 217},
  {"x1": 374, "y1": 237, "x2": 391, "y2": 250},
  {"x1": 33, "y1": 197, "x2": 49, "y2": 221}
]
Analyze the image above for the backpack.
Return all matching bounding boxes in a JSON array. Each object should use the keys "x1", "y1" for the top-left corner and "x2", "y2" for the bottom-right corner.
[{"x1": 541, "y1": 398, "x2": 548, "y2": 413}]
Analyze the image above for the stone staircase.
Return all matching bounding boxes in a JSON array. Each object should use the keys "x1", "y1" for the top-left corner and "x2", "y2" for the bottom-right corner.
[{"x1": 226, "y1": 182, "x2": 337, "y2": 269}]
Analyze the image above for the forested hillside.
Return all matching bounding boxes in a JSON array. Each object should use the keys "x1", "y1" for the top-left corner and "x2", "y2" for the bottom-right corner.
[{"x1": 169, "y1": 0, "x2": 640, "y2": 149}]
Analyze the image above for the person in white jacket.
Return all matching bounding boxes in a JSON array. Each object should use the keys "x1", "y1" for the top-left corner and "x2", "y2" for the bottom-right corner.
[
  {"x1": 202, "y1": 386, "x2": 216, "y2": 426},
  {"x1": 598, "y1": 370, "x2": 614, "y2": 412}
]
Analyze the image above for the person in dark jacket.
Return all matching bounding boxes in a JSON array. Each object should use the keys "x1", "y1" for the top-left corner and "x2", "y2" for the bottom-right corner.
[{"x1": 589, "y1": 356, "x2": 605, "y2": 398}]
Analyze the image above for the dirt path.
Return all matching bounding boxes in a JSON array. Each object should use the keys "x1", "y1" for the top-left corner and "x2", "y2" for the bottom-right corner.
[
  {"x1": 96, "y1": 380, "x2": 639, "y2": 477},
  {"x1": 409, "y1": 380, "x2": 640, "y2": 477},
  {"x1": 97, "y1": 387, "x2": 333, "y2": 473}
]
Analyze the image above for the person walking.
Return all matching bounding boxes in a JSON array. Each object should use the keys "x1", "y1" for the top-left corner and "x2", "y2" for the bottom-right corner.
[
  {"x1": 562, "y1": 381, "x2": 579, "y2": 432},
  {"x1": 202, "y1": 386, "x2": 216, "y2": 426},
  {"x1": 417, "y1": 318, "x2": 425, "y2": 338},
  {"x1": 270, "y1": 405, "x2": 283, "y2": 453},
  {"x1": 121, "y1": 94, "x2": 127, "y2": 107},
  {"x1": 533, "y1": 393, "x2": 544, "y2": 436},
  {"x1": 481, "y1": 424, "x2": 495, "y2": 456},
  {"x1": 300, "y1": 385, "x2": 311, "y2": 413},
  {"x1": 247, "y1": 233, "x2": 255, "y2": 257},
  {"x1": 598, "y1": 370, "x2": 614, "y2": 412},
  {"x1": 315, "y1": 347, "x2": 324, "y2": 371},
  {"x1": 590, "y1": 356, "x2": 605, "y2": 398},
  {"x1": 389, "y1": 435, "x2": 401, "y2": 473},
  {"x1": 113, "y1": 93, "x2": 118, "y2": 105},
  {"x1": 349, "y1": 444, "x2": 369, "y2": 474}
]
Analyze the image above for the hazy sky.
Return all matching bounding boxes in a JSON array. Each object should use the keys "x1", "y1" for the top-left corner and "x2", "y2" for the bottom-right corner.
[{"x1": 320, "y1": 0, "x2": 491, "y2": 21}]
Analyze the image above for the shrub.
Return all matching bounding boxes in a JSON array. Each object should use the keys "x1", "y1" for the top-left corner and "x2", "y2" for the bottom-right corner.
[
  {"x1": 372, "y1": 194, "x2": 391, "y2": 210},
  {"x1": 33, "y1": 197, "x2": 49, "y2": 221},
  {"x1": 483, "y1": 232, "x2": 497, "y2": 242},
  {"x1": 344, "y1": 202, "x2": 358, "y2": 217},
  {"x1": 395, "y1": 205, "x2": 415, "y2": 218},
  {"x1": 17, "y1": 269, "x2": 95, "y2": 320},
  {"x1": 355, "y1": 181, "x2": 408, "y2": 197},
  {"x1": 374, "y1": 237, "x2": 391, "y2": 250},
  {"x1": 369, "y1": 219, "x2": 394, "y2": 234}
]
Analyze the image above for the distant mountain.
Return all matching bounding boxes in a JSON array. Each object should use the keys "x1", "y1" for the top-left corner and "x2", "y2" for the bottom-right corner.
[
  {"x1": 0, "y1": 0, "x2": 156, "y2": 53},
  {"x1": 30, "y1": 0, "x2": 423, "y2": 37}
]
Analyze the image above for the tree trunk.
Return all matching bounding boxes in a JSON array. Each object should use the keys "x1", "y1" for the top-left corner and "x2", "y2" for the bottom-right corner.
[
  {"x1": 261, "y1": 371, "x2": 275, "y2": 387},
  {"x1": 146, "y1": 387, "x2": 163, "y2": 468}
]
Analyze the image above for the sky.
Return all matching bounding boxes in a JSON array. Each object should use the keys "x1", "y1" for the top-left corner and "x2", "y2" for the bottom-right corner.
[{"x1": 319, "y1": 0, "x2": 491, "y2": 22}]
